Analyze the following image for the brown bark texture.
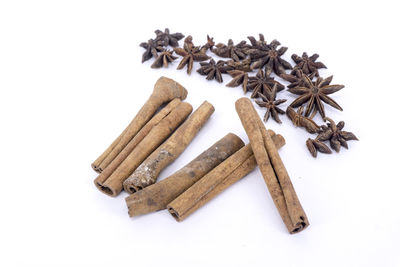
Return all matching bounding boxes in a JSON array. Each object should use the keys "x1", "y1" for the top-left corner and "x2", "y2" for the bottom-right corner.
[
  {"x1": 166, "y1": 131, "x2": 285, "y2": 222},
  {"x1": 235, "y1": 97, "x2": 309, "y2": 234},
  {"x1": 94, "y1": 101, "x2": 193, "y2": 197},
  {"x1": 123, "y1": 101, "x2": 215, "y2": 193},
  {"x1": 125, "y1": 133, "x2": 245, "y2": 217},
  {"x1": 91, "y1": 77, "x2": 188, "y2": 173}
]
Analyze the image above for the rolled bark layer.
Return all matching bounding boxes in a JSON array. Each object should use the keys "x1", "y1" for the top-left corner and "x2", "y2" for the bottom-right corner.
[
  {"x1": 91, "y1": 77, "x2": 188, "y2": 172},
  {"x1": 125, "y1": 133, "x2": 245, "y2": 217},
  {"x1": 123, "y1": 101, "x2": 215, "y2": 193},
  {"x1": 235, "y1": 97, "x2": 309, "y2": 234},
  {"x1": 94, "y1": 101, "x2": 193, "y2": 197},
  {"x1": 166, "y1": 134, "x2": 285, "y2": 222}
]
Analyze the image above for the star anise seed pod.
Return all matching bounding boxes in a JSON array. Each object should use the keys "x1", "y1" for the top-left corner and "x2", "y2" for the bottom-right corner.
[
  {"x1": 247, "y1": 39, "x2": 292, "y2": 75},
  {"x1": 306, "y1": 138, "x2": 332, "y2": 158},
  {"x1": 200, "y1": 35, "x2": 215, "y2": 53},
  {"x1": 255, "y1": 84, "x2": 287, "y2": 123},
  {"x1": 247, "y1": 68, "x2": 285, "y2": 98},
  {"x1": 291, "y1": 52, "x2": 327, "y2": 77},
  {"x1": 197, "y1": 59, "x2": 232, "y2": 83},
  {"x1": 154, "y1": 28, "x2": 184, "y2": 47},
  {"x1": 247, "y1": 33, "x2": 269, "y2": 49},
  {"x1": 226, "y1": 58, "x2": 252, "y2": 72},
  {"x1": 139, "y1": 39, "x2": 164, "y2": 63},
  {"x1": 226, "y1": 70, "x2": 249, "y2": 93},
  {"x1": 211, "y1": 39, "x2": 249, "y2": 62},
  {"x1": 288, "y1": 74, "x2": 344, "y2": 118},
  {"x1": 151, "y1": 50, "x2": 177, "y2": 68},
  {"x1": 316, "y1": 117, "x2": 358, "y2": 152},
  {"x1": 286, "y1": 106, "x2": 321, "y2": 133},
  {"x1": 174, "y1": 36, "x2": 210, "y2": 74},
  {"x1": 280, "y1": 69, "x2": 317, "y2": 88}
]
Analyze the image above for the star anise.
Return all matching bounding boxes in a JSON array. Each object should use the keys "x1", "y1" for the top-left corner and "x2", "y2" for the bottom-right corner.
[
  {"x1": 226, "y1": 70, "x2": 249, "y2": 93},
  {"x1": 306, "y1": 138, "x2": 332, "y2": 158},
  {"x1": 247, "y1": 33, "x2": 269, "y2": 49},
  {"x1": 247, "y1": 68, "x2": 285, "y2": 98},
  {"x1": 139, "y1": 39, "x2": 164, "y2": 63},
  {"x1": 211, "y1": 39, "x2": 249, "y2": 62},
  {"x1": 226, "y1": 58, "x2": 252, "y2": 72},
  {"x1": 291, "y1": 52, "x2": 326, "y2": 77},
  {"x1": 255, "y1": 84, "x2": 287, "y2": 123},
  {"x1": 197, "y1": 59, "x2": 232, "y2": 83},
  {"x1": 288, "y1": 74, "x2": 344, "y2": 118},
  {"x1": 151, "y1": 50, "x2": 177, "y2": 68},
  {"x1": 316, "y1": 117, "x2": 358, "y2": 152},
  {"x1": 200, "y1": 35, "x2": 215, "y2": 53},
  {"x1": 154, "y1": 28, "x2": 184, "y2": 47},
  {"x1": 286, "y1": 106, "x2": 321, "y2": 134},
  {"x1": 174, "y1": 36, "x2": 210, "y2": 74},
  {"x1": 280, "y1": 69, "x2": 317, "y2": 88},
  {"x1": 247, "y1": 39, "x2": 292, "y2": 75}
]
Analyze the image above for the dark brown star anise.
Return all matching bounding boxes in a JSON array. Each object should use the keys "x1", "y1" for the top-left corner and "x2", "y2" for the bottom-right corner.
[
  {"x1": 291, "y1": 52, "x2": 327, "y2": 77},
  {"x1": 288, "y1": 74, "x2": 344, "y2": 118},
  {"x1": 247, "y1": 68, "x2": 285, "y2": 98},
  {"x1": 306, "y1": 138, "x2": 332, "y2": 158},
  {"x1": 226, "y1": 58, "x2": 252, "y2": 72},
  {"x1": 174, "y1": 36, "x2": 210, "y2": 74},
  {"x1": 316, "y1": 117, "x2": 358, "y2": 152},
  {"x1": 286, "y1": 106, "x2": 321, "y2": 134},
  {"x1": 226, "y1": 70, "x2": 249, "y2": 93},
  {"x1": 154, "y1": 28, "x2": 184, "y2": 47},
  {"x1": 255, "y1": 84, "x2": 287, "y2": 123},
  {"x1": 247, "y1": 39, "x2": 292, "y2": 75},
  {"x1": 211, "y1": 39, "x2": 249, "y2": 62},
  {"x1": 200, "y1": 35, "x2": 215, "y2": 53},
  {"x1": 151, "y1": 50, "x2": 177, "y2": 68},
  {"x1": 247, "y1": 33, "x2": 269, "y2": 49},
  {"x1": 280, "y1": 69, "x2": 317, "y2": 89},
  {"x1": 197, "y1": 59, "x2": 232, "y2": 83},
  {"x1": 139, "y1": 39, "x2": 164, "y2": 63}
]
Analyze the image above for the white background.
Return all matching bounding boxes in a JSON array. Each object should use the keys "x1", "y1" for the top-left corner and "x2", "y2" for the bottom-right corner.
[{"x1": 1, "y1": 0, "x2": 399, "y2": 266}]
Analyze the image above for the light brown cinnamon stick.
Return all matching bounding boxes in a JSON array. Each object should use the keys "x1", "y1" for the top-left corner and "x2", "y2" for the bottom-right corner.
[
  {"x1": 95, "y1": 99, "x2": 182, "y2": 190},
  {"x1": 125, "y1": 133, "x2": 245, "y2": 217},
  {"x1": 123, "y1": 101, "x2": 215, "y2": 193},
  {"x1": 166, "y1": 133, "x2": 285, "y2": 222},
  {"x1": 94, "y1": 101, "x2": 193, "y2": 196},
  {"x1": 235, "y1": 97, "x2": 309, "y2": 234},
  {"x1": 91, "y1": 77, "x2": 188, "y2": 173}
]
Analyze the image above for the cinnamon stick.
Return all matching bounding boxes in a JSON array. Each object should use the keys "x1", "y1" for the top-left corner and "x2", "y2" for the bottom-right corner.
[
  {"x1": 167, "y1": 133, "x2": 285, "y2": 222},
  {"x1": 91, "y1": 77, "x2": 188, "y2": 173},
  {"x1": 235, "y1": 97, "x2": 309, "y2": 234},
  {"x1": 123, "y1": 101, "x2": 215, "y2": 193},
  {"x1": 125, "y1": 133, "x2": 245, "y2": 217},
  {"x1": 94, "y1": 101, "x2": 193, "y2": 196}
]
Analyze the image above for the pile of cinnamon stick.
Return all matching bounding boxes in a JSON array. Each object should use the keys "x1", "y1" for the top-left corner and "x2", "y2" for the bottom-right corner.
[{"x1": 92, "y1": 77, "x2": 309, "y2": 234}]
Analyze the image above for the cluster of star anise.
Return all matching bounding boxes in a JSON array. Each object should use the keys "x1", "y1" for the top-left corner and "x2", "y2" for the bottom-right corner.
[{"x1": 139, "y1": 30, "x2": 358, "y2": 158}]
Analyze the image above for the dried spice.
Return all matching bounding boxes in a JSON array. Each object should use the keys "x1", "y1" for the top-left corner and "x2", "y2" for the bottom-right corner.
[
  {"x1": 306, "y1": 138, "x2": 332, "y2": 158},
  {"x1": 154, "y1": 28, "x2": 184, "y2": 47},
  {"x1": 255, "y1": 84, "x2": 286, "y2": 123},
  {"x1": 226, "y1": 70, "x2": 249, "y2": 93},
  {"x1": 226, "y1": 58, "x2": 252, "y2": 72},
  {"x1": 291, "y1": 52, "x2": 327, "y2": 77},
  {"x1": 151, "y1": 50, "x2": 177, "y2": 68},
  {"x1": 211, "y1": 39, "x2": 249, "y2": 62},
  {"x1": 200, "y1": 35, "x2": 215, "y2": 53},
  {"x1": 317, "y1": 117, "x2": 358, "y2": 152},
  {"x1": 288, "y1": 74, "x2": 344, "y2": 118},
  {"x1": 247, "y1": 39, "x2": 292, "y2": 75},
  {"x1": 197, "y1": 59, "x2": 232, "y2": 83},
  {"x1": 280, "y1": 69, "x2": 317, "y2": 89},
  {"x1": 247, "y1": 33, "x2": 269, "y2": 49},
  {"x1": 286, "y1": 106, "x2": 321, "y2": 134},
  {"x1": 174, "y1": 36, "x2": 210, "y2": 74},
  {"x1": 247, "y1": 69, "x2": 284, "y2": 98},
  {"x1": 139, "y1": 39, "x2": 164, "y2": 63}
]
